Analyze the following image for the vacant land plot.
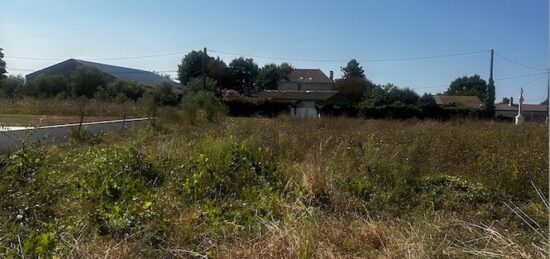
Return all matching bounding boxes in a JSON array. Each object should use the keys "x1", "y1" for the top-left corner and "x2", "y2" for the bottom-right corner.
[{"x1": 0, "y1": 110, "x2": 547, "y2": 258}]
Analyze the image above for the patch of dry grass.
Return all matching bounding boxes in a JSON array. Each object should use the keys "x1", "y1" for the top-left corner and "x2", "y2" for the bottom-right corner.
[{"x1": 0, "y1": 103, "x2": 547, "y2": 258}]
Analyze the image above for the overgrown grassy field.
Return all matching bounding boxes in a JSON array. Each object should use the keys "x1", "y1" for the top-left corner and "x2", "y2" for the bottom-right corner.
[{"x1": 0, "y1": 101, "x2": 548, "y2": 258}]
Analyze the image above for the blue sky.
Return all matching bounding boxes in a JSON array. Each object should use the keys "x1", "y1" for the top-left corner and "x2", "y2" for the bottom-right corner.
[{"x1": 1, "y1": 0, "x2": 548, "y2": 103}]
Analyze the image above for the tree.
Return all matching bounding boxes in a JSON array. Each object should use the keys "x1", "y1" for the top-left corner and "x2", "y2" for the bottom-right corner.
[
  {"x1": 500, "y1": 97, "x2": 510, "y2": 104},
  {"x1": 387, "y1": 86, "x2": 420, "y2": 105},
  {"x1": 177, "y1": 50, "x2": 205, "y2": 84},
  {"x1": 485, "y1": 77, "x2": 495, "y2": 116},
  {"x1": 106, "y1": 80, "x2": 147, "y2": 101},
  {"x1": 229, "y1": 57, "x2": 258, "y2": 94},
  {"x1": 335, "y1": 77, "x2": 375, "y2": 102},
  {"x1": 185, "y1": 76, "x2": 218, "y2": 93},
  {"x1": 207, "y1": 57, "x2": 232, "y2": 89},
  {"x1": 541, "y1": 98, "x2": 548, "y2": 105},
  {"x1": 341, "y1": 59, "x2": 365, "y2": 79},
  {"x1": 278, "y1": 63, "x2": 294, "y2": 78},
  {"x1": 361, "y1": 83, "x2": 420, "y2": 106},
  {"x1": 71, "y1": 66, "x2": 107, "y2": 98},
  {"x1": 417, "y1": 93, "x2": 436, "y2": 107},
  {"x1": 1, "y1": 74, "x2": 25, "y2": 100},
  {"x1": 445, "y1": 75, "x2": 487, "y2": 100},
  {"x1": 153, "y1": 81, "x2": 179, "y2": 106},
  {"x1": 0, "y1": 48, "x2": 7, "y2": 82},
  {"x1": 362, "y1": 85, "x2": 390, "y2": 106},
  {"x1": 24, "y1": 74, "x2": 70, "y2": 97},
  {"x1": 255, "y1": 63, "x2": 294, "y2": 91}
]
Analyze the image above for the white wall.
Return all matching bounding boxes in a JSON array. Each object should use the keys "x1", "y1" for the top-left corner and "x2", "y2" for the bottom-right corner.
[
  {"x1": 292, "y1": 101, "x2": 319, "y2": 118},
  {"x1": 0, "y1": 118, "x2": 150, "y2": 153}
]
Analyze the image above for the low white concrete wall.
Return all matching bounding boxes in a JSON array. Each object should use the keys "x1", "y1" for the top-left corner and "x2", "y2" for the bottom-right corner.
[{"x1": 0, "y1": 118, "x2": 150, "y2": 153}]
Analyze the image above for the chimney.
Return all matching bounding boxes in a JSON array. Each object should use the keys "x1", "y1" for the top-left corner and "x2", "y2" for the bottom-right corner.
[
  {"x1": 509, "y1": 97, "x2": 513, "y2": 106},
  {"x1": 329, "y1": 71, "x2": 334, "y2": 81}
]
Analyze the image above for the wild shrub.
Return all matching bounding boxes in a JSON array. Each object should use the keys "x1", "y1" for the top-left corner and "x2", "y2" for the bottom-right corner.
[
  {"x1": 181, "y1": 136, "x2": 276, "y2": 200},
  {"x1": 182, "y1": 91, "x2": 226, "y2": 124},
  {"x1": 69, "y1": 128, "x2": 104, "y2": 145},
  {"x1": 71, "y1": 146, "x2": 162, "y2": 236}
]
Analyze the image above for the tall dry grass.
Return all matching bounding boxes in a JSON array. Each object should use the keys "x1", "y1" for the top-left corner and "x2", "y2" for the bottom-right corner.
[{"x1": 0, "y1": 107, "x2": 547, "y2": 258}]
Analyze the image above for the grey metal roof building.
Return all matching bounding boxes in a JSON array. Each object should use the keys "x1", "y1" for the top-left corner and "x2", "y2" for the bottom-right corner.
[{"x1": 26, "y1": 59, "x2": 183, "y2": 88}]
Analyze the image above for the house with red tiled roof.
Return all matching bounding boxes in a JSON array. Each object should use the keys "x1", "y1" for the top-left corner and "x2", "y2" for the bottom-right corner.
[
  {"x1": 256, "y1": 69, "x2": 344, "y2": 118},
  {"x1": 278, "y1": 69, "x2": 335, "y2": 91}
]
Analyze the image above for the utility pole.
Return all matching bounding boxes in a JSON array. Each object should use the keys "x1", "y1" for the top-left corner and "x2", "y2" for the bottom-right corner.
[
  {"x1": 202, "y1": 47, "x2": 207, "y2": 91},
  {"x1": 489, "y1": 49, "x2": 494, "y2": 83},
  {"x1": 485, "y1": 49, "x2": 496, "y2": 117}
]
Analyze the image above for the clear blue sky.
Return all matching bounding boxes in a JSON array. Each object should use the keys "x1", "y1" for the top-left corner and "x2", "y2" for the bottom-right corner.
[{"x1": 1, "y1": 0, "x2": 548, "y2": 103}]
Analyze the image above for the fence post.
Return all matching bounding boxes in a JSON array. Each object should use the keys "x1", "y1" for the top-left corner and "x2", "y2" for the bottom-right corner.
[
  {"x1": 78, "y1": 112, "x2": 84, "y2": 131},
  {"x1": 122, "y1": 114, "x2": 126, "y2": 130}
]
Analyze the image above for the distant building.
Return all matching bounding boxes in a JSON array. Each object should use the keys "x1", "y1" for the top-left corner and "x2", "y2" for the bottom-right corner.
[
  {"x1": 26, "y1": 59, "x2": 183, "y2": 88},
  {"x1": 278, "y1": 69, "x2": 335, "y2": 91},
  {"x1": 495, "y1": 99, "x2": 547, "y2": 122},
  {"x1": 256, "y1": 90, "x2": 346, "y2": 117},
  {"x1": 256, "y1": 69, "x2": 344, "y2": 118},
  {"x1": 432, "y1": 95, "x2": 482, "y2": 109}
]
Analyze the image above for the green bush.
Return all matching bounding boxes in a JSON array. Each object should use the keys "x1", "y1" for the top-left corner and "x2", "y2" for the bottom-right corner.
[
  {"x1": 182, "y1": 91, "x2": 226, "y2": 124},
  {"x1": 71, "y1": 146, "x2": 162, "y2": 236},
  {"x1": 180, "y1": 136, "x2": 276, "y2": 200}
]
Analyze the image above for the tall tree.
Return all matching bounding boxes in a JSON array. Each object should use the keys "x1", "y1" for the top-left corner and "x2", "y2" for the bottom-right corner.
[
  {"x1": 0, "y1": 48, "x2": 7, "y2": 82},
  {"x1": 485, "y1": 77, "x2": 496, "y2": 116},
  {"x1": 445, "y1": 75, "x2": 487, "y2": 100},
  {"x1": 229, "y1": 57, "x2": 258, "y2": 94},
  {"x1": 207, "y1": 57, "x2": 232, "y2": 89},
  {"x1": 341, "y1": 59, "x2": 365, "y2": 79},
  {"x1": 255, "y1": 63, "x2": 294, "y2": 91},
  {"x1": 177, "y1": 51, "x2": 205, "y2": 84},
  {"x1": 335, "y1": 77, "x2": 375, "y2": 102}
]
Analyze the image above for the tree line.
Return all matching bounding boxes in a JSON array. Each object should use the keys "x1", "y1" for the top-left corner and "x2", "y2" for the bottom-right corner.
[{"x1": 0, "y1": 48, "x2": 497, "y2": 117}]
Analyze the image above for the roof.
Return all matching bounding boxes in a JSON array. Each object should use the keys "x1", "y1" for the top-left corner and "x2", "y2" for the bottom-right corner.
[
  {"x1": 26, "y1": 59, "x2": 183, "y2": 88},
  {"x1": 495, "y1": 103, "x2": 547, "y2": 112},
  {"x1": 255, "y1": 90, "x2": 347, "y2": 102},
  {"x1": 432, "y1": 95, "x2": 482, "y2": 109},
  {"x1": 280, "y1": 69, "x2": 333, "y2": 84}
]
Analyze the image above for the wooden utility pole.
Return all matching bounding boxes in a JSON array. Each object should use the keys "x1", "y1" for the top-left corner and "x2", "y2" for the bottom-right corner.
[
  {"x1": 202, "y1": 47, "x2": 207, "y2": 90},
  {"x1": 489, "y1": 49, "x2": 494, "y2": 84}
]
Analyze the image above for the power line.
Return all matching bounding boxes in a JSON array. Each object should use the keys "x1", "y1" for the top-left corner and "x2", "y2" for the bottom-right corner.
[
  {"x1": 7, "y1": 68, "x2": 177, "y2": 75},
  {"x1": 4, "y1": 50, "x2": 197, "y2": 61},
  {"x1": 498, "y1": 73, "x2": 548, "y2": 95},
  {"x1": 494, "y1": 51, "x2": 548, "y2": 71},
  {"x1": 209, "y1": 49, "x2": 489, "y2": 63},
  {"x1": 495, "y1": 72, "x2": 549, "y2": 81}
]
